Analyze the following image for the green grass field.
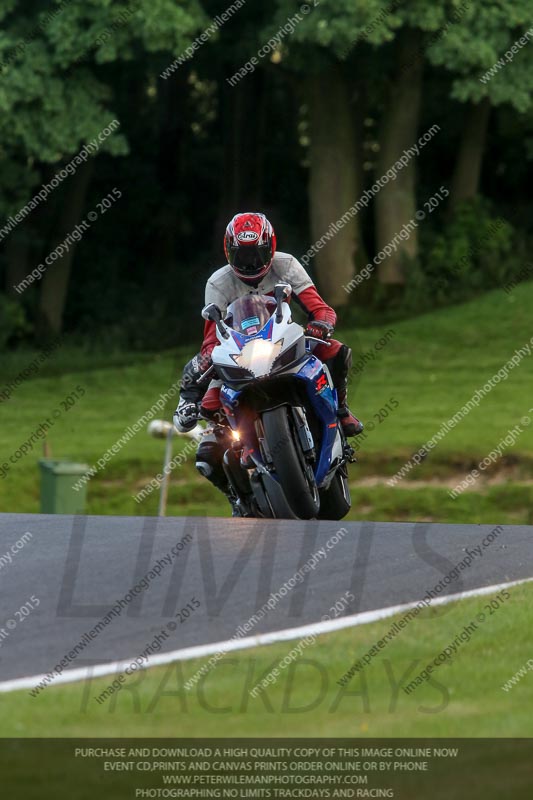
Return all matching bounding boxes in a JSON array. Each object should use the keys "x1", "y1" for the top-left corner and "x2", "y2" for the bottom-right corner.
[
  {"x1": 1, "y1": 281, "x2": 532, "y2": 522},
  {"x1": 1, "y1": 581, "x2": 531, "y2": 738}
]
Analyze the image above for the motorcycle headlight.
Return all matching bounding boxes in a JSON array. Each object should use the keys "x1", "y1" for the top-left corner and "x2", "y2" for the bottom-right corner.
[{"x1": 233, "y1": 339, "x2": 282, "y2": 377}]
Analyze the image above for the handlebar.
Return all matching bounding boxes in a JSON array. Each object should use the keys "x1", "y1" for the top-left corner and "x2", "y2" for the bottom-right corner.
[
  {"x1": 305, "y1": 336, "x2": 332, "y2": 347},
  {"x1": 197, "y1": 365, "x2": 216, "y2": 384}
]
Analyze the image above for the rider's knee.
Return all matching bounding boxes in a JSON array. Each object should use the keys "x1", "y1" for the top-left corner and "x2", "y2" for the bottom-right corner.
[
  {"x1": 325, "y1": 344, "x2": 352, "y2": 385},
  {"x1": 196, "y1": 439, "x2": 227, "y2": 492}
]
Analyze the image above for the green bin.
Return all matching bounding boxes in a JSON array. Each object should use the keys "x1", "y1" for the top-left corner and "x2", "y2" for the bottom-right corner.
[{"x1": 39, "y1": 459, "x2": 90, "y2": 514}]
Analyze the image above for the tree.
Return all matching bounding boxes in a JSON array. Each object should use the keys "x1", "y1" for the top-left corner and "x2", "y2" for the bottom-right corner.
[
  {"x1": 0, "y1": 0, "x2": 206, "y2": 333},
  {"x1": 427, "y1": 0, "x2": 533, "y2": 211},
  {"x1": 264, "y1": 0, "x2": 401, "y2": 302},
  {"x1": 307, "y1": 64, "x2": 361, "y2": 304}
]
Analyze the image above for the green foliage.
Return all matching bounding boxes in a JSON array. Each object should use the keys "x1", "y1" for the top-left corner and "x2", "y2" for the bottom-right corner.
[
  {"x1": 268, "y1": 0, "x2": 533, "y2": 111},
  {"x1": 47, "y1": 0, "x2": 208, "y2": 65},
  {"x1": 0, "y1": 0, "x2": 206, "y2": 216},
  {"x1": 427, "y1": 0, "x2": 533, "y2": 111},
  {"x1": 404, "y1": 200, "x2": 522, "y2": 310},
  {"x1": 0, "y1": 293, "x2": 28, "y2": 347},
  {"x1": 267, "y1": 0, "x2": 402, "y2": 67}
]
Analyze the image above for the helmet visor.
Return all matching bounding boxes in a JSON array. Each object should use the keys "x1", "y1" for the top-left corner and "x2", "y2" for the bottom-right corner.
[{"x1": 230, "y1": 244, "x2": 272, "y2": 277}]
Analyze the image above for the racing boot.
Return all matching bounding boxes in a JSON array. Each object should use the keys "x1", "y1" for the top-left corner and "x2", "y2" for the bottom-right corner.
[
  {"x1": 229, "y1": 494, "x2": 253, "y2": 517},
  {"x1": 197, "y1": 449, "x2": 243, "y2": 515},
  {"x1": 337, "y1": 387, "x2": 364, "y2": 437},
  {"x1": 230, "y1": 494, "x2": 243, "y2": 517},
  {"x1": 324, "y1": 344, "x2": 364, "y2": 437}
]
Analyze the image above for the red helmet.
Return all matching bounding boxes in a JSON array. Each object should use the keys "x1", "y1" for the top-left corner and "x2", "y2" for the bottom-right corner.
[{"x1": 224, "y1": 212, "x2": 277, "y2": 283}]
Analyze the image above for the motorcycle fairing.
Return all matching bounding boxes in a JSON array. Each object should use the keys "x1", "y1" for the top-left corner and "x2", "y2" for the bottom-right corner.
[{"x1": 220, "y1": 354, "x2": 340, "y2": 487}]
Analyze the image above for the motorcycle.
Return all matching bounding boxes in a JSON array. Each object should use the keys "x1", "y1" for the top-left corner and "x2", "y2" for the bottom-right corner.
[{"x1": 200, "y1": 283, "x2": 355, "y2": 520}]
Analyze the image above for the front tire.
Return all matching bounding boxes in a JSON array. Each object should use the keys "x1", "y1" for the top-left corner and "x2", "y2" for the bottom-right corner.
[{"x1": 261, "y1": 406, "x2": 319, "y2": 519}]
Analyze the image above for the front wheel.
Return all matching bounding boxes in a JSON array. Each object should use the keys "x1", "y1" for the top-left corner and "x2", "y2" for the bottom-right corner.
[{"x1": 261, "y1": 406, "x2": 319, "y2": 519}]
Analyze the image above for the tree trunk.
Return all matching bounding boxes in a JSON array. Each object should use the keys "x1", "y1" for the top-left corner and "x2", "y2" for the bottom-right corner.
[
  {"x1": 4, "y1": 170, "x2": 57, "y2": 297},
  {"x1": 449, "y1": 98, "x2": 491, "y2": 213},
  {"x1": 375, "y1": 29, "x2": 424, "y2": 285},
  {"x1": 308, "y1": 64, "x2": 362, "y2": 307},
  {"x1": 38, "y1": 159, "x2": 94, "y2": 337},
  {"x1": 5, "y1": 229, "x2": 31, "y2": 296},
  {"x1": 351, "y1": 82, "x2": 367, "y2": 237}
]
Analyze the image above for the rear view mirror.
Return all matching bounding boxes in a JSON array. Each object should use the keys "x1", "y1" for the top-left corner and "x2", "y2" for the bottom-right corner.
[
  {"x1": 202, "y1": 303, "x2": 222, "y2": 323},
  {"x1": 202, "y1": 303, "x2": 229, "y2": 339},
  {"x1": 274, "y1": 283, "x2": 292, "y2": 323}
]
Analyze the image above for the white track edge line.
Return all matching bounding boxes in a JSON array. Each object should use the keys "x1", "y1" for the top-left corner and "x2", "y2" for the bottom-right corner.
[{"x1": 2, "y1": 575, "x2": 532, "y2": 695}]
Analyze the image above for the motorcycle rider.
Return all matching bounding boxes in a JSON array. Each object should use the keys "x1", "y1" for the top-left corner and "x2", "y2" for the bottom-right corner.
[{"x1": 174, "y1": 212, "x2": 363, "y2": 511}]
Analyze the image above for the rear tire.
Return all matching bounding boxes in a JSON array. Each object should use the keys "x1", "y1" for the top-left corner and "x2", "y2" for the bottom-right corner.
[
  {"x1": 261, "y1": 406, "x2": 319, "y2": 519},
  {"x1": 318, "y1": 467, "x2": 351, "y2": 520}
]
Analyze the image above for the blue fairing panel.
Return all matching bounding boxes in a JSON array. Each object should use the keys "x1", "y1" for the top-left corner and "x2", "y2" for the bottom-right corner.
[
  {"x1": 294, "y1": 357, "x2": 338, "y2": 485},
  {"x1": 220, "y1": 385, "x2": 241, "y2": 426}
]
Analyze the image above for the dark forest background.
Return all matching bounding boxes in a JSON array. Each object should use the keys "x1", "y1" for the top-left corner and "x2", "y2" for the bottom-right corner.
[{"x1": 1, "y1": 0, "x2": 532, "y2": 351}]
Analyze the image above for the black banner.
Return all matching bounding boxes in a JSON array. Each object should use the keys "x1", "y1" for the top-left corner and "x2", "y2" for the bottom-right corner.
[{"x1": 1, "y1": 738, "x2": 531, "y2": 799}]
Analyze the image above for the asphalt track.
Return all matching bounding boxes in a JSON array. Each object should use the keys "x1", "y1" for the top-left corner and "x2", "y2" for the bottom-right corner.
[{"x1": 0, "y1": 513, "x2": 531, "y2": 686}]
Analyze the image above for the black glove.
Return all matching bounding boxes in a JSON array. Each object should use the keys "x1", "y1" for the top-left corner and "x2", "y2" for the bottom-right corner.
[
  {"x1": 199, "y1": 405, "x2": 227, "y2": 426},
  {"x1": 305, "y1": 320, "x2": 334, "y2": 340},
  {"x1": 173, "y1": 398, "x2": 199, "y2": 433}
]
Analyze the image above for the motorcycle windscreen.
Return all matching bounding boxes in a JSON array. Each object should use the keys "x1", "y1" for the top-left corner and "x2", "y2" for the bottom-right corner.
[{"x1": 225, "y1": 295, "x2": 277, "y2": 337}]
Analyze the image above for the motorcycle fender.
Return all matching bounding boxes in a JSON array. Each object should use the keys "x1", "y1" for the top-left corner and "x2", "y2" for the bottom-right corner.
[{"x1": 254, "y1": 470, "x2": 299, "y2": 520}]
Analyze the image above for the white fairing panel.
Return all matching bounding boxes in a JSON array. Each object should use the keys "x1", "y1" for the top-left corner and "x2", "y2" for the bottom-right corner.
[{"x1": 211, "y1": 302, "x2": 304, "y2": 377}]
